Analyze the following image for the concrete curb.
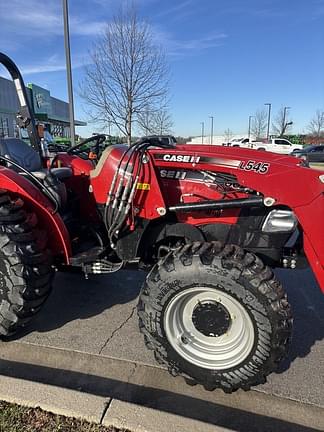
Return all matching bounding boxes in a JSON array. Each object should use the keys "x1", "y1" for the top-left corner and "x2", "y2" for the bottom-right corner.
[
  {"x1": 0, "y1": 375, "x2": 231, "y2": 432},
  {"x1": 0, "y1": 341, "x2": 323, "y2": 431},
  {"x1": 102, "y1": 399, "x2": 232, "y2": 432},
  {"x1": 0, "y1": 375, "x2": 107, "y2": 424}
]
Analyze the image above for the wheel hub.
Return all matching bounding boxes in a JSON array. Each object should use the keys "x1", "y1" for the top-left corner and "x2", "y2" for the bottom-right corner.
[
  {"x1": 192, "y1": 302, "x2": 231, "y2": 337},
  {"x1": 164, "y1": 287, "x2": 255, "y2": 370}
]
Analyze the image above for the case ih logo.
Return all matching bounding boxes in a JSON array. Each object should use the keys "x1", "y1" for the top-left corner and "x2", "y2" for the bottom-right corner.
[
  {"x1": 155, "y1": 153, "x2": 241, "y2": 169},
  {"x1": 161, "y1": 154, "x2": 200, "y2": 163}
]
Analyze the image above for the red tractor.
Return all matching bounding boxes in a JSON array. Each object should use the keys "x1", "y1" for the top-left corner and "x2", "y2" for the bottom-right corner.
[{"x1": 0, "y1": 53, "x2": 323, "y2": 393}]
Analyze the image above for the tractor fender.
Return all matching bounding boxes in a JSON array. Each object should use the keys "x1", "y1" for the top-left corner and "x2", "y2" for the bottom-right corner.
[
  {"x1": 0, "y1": 167, "x2": 71, "y2": 263},
  {"x1": 137, "y1": 221, "x2": 206, "y2": 257},
  {"x1": 153, "y1": 222, "x2": 206, "y2": 244},
  {"x1": 116, "y1": 220, "x2": 206, "y2": 261}
]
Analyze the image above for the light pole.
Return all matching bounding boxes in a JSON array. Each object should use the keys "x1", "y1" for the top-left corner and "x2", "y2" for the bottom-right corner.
[
  {"x1": 283, "y1": 106, "x2": 290, "y2": 126},
  {"x1": 264, "y1": 103, "x2": 271, "y2": 141},
  {"x1": 282, "y1": 107, "x2": 291, "y2": 136},
  {"x1": 209, "y1": 116, "x2": 214, "y2": 144},
  {"x1": 248, "y1": 116, "x2": 254, "y2": 141},
  {"x1": 201, "y1": 121, "x2": 205, "y2": 144},
  {"x1": 62, "y1": 0, "x2": 76, "y2": 146}
]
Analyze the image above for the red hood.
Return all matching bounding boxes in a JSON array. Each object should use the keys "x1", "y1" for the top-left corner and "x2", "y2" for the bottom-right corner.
[{"x1": 175, "y1": 144, "x2": 303, "y2": 167}]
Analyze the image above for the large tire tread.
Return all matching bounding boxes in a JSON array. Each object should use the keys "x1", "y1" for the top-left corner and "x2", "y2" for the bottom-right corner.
[
  {"x1": 138, "y1": 241, "x2": 292, "y2": 393},
  {"x1": 0, "y1": 194, "x2": 54, "y2": 338}
]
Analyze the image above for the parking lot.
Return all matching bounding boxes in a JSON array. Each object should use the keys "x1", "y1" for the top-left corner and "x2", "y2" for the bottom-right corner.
[
  {"x1": 0, "y1": 245, "x2": 322, "y2": 432},
  {"x1": 3, "y1": 266, "x2": 323, "y2": 404}
]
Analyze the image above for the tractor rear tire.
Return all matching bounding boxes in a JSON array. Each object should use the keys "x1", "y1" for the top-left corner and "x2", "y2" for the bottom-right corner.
[
  {"x1": 0, "y1": 191, "x2": 54, "y2": 338},
  {"x1": 137, "y1": 241, "x2": 292, "y2": 393}
]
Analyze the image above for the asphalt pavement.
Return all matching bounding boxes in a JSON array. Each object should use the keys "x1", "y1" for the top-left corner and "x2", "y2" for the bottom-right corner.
[
  {"x1": 1, "y1": 265, "x2": 324, "y2": 430},
  {"x1": 14, "y1": 266, "x2": 324, "y2": 406}
]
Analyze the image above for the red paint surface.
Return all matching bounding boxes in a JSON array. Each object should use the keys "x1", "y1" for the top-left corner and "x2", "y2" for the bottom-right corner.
[
  {"x1": 4, "y1": 143, "x2": 322, "y2": 292},
  {"x1": 0, "y1": 167, "x2": 71, "y2": 262},
  {"x1": 89, "y1": 144, "x2": 324, "y2": 290}
]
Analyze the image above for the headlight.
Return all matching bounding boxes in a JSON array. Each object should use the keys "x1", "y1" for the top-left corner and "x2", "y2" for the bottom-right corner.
[{"x1": 262, "y1": 209, "x2": 297, "y2": 233}]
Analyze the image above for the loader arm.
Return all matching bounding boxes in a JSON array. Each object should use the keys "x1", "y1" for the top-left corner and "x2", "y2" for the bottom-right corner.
[{"x1": 294, "y1": 194, "x2": 324, "y2": 291}]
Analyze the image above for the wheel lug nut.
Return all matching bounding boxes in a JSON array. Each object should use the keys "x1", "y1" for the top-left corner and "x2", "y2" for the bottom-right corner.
[{"x1": 181, "y1": 335, "x2": 189, "y2": 344}]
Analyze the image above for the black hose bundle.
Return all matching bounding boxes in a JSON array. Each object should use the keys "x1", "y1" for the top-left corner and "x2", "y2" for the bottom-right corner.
[{"x1": 104, "y1": 137, "x2": 174, "y2": 247}]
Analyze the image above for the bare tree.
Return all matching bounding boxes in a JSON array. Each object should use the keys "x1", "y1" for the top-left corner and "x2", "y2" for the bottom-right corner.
[
  {"x1": 137, "y1": 105, "x2": 154, "y2": 136},
  {"x1": 154, "y1": 109, "x2": 173, "y2": 135},
  {"x1": 138, "y1": 104, "x2": 173, "y2": 136},
  {"x1": 223, "y1": 128, "x2": 234, "y2": 143},
  {"x1": 80, "y1": 6, "x2": 169, "y2": 145},
  {"x1": 151, "y1": 109, "x2": 173, "y2": 135},
  {"x1": 251, "y1": 109, "x2": 267, "y2": 139},
  {"x1": 307, "y1": 109, "x2": 324, "y2": 137},
  {"x1": 272, "y1": 107, "x2": 293, "y2": 137}
]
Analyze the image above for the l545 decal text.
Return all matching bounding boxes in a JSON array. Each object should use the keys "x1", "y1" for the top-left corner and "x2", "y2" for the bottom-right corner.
[{"x1": 239, "y1": 160, "x2": 270, "y2": 174}]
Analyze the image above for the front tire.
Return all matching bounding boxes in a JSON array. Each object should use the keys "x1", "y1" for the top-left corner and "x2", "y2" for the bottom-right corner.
[
  {"x1": 138, "y1": 242, "x2": 292, "y2": 393},
  {"x1": 0, "y1": 191, "x2": 54, "y2": 337}
]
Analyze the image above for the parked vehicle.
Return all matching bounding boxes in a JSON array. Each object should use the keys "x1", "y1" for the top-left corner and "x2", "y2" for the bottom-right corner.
[
  {"x1": 143, "y1": 135, "x2": 177, "y2": 146},
  {"x1": 243, "y1": 138, "x2": 302, "y2": 154},
  {"x1": 0, "y1": 53, "x2": 323, "y2": 394},
  {"x1": 223, "y1": 137, "x2": 251, "y2": 147},
  {"x1": 291, "y1": 145, "x2": 324, "y2": 163},
  {"x1": 225, "y1": 137, "x2": 303, "y2": 154}
]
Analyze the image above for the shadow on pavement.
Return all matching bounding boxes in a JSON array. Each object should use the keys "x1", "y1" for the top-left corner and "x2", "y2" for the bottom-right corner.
[
  {"x1": 13, "y1": 269, "x2": 144, "y2": 338},
  {"x1": 0, "y1": 358, "x2": 320, "y2": 432},
  {"x1": 275, "y1": 268, "x2": 324, "y2": 373},
  {"x1": 10, "y1": 266, "x2": 324, "y2": 374}
]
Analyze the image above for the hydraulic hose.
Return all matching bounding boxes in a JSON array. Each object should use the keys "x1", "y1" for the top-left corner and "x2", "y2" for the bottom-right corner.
[{"x1": 105, "y1": 138, "x2": 172, "y2": 244}]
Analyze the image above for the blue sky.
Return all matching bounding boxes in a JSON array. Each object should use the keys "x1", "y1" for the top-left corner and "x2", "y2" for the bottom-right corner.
[{"x1": 0, "y1": 0, "x2": 324, "y2": 137}]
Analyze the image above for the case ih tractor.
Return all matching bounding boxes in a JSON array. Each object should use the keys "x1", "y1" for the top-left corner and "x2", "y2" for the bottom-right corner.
[{"x1": 0, "y1": 53, "x2": 323, "y2": 393}]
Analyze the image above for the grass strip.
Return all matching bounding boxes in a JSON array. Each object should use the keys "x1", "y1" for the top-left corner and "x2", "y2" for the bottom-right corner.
[{"x1": 0, "y1": 401, "x2": 129, "y2": 432}]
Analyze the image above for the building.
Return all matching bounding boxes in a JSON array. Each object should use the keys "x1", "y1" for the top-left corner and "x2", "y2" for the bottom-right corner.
[{"x1": 0, "y1": 76, "x2": 86, "y2": 139}]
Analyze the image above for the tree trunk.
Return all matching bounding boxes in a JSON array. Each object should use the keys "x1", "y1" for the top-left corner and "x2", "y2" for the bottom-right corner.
[{"x1": 127, "y1": 109, "x2": 132, "y2": 146}]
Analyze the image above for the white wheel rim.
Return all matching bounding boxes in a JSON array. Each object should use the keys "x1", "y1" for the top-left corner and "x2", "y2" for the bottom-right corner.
[{"x1": 164, "y1": 287, "x2": 255, "y2": 370}]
